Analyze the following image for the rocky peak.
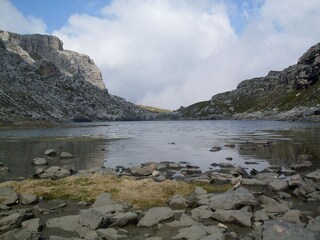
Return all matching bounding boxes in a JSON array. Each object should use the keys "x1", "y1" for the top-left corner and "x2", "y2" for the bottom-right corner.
[{"x1": 0, "y1": 30, "x2": 105, "y2": 89}]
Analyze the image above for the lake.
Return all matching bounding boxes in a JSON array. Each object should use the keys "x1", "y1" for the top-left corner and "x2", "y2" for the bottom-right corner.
[{"x1": 0, "y1": 120, "x2": 319, "y2": 181}]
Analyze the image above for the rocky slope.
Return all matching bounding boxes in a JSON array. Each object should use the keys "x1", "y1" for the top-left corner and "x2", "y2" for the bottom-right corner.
[
  {"x1": 0, "y1": 31, "x2": 155, "y2": 124},
  {"x1": 165, "y1": 42, "x2": 320, "y2": 121}
]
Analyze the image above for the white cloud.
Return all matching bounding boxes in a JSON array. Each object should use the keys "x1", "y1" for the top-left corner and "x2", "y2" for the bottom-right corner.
[
  {"x1": 50, "y1": 0, "x2": 320, "y2": 109},
  {"x1": 0, "y1": 0, "x2": 46, "y2": 34}
]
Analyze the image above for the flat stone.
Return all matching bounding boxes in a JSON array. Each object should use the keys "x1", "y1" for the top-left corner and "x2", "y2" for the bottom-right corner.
[
  {"x1": 60, "y1": 152, "x2": 74, "y2": 159},
  {"x1": 209, "y1": 187, "x2": 256, "y2": 210},
  {"x1": 288, "y1": 174, "x2": 304, "y2": 187},
  {"x1": 20, "y1": 194, "x2": 38, "y2": 205},
  {"x1": 191, "y1": 206, "x2": 213, "y2": 221},
  {"x1": 78, "y1": 208, "x2": 104, "y2": 230},
  {"x1": 44, "y1": 149, "x2": 57, "y2": 157},
  {"x1": 138, "y1": 207, "x2": 174, "y2": 227},
  {"x1": 254, "y1": 172, "x2": 279, "y2": 183},
  {"x1": 291, "y1": 161, "x2": 312, "y2": 170},
  {"x1": 306, "y1": 169, "x2": 320, "y2": 181},
  {"x1": 194, "y1": 187, "x2": 207, "y2": 195},
  {"x1": 130, "y1": 163, "x2": 157, "y2": 176},
  {"x1": 32, "y1": 158, "x2": 47, "y2": 166},
  {"x1": 92, "y1": 204, "x2": 125, "y2": 216},
  {"x1": 262, "y1": 220, "x2": 315, "y2": 240},
  {"x1": 97, "y1": 228, "x2": 128, "y2": 240},
  {"x1": 46, "y1": 215, "x2": 81, "y2": 233},
  {"x1": 92, "y1": 192, "x2": 118, "y2": 208},
  {"x1": 268, "y1": 179, "x2": 288, "y2": 191},
  {"x1": 212, "y1": 207, "x2": 253, "y2": 227},
  {"x1": 0, "y1": 187, "x2": 19, "y2": 206},
  {"x1": 172, "y1": 225, "x2": 207, "y2": 240},
  {"x1": 253, "y1": 209, "x2": 269, "y2": 222},
  {"x1": 0, "y1": 212, "x2": 22, "y2": 230},
  {"x1": 166, "y1": 213, "x2": 196, "y2": 228},
  {"x1": 242, "y1": 178, "x2": 267, "y2": 186},
  {"x1": 21, "y1": 218, "x2": 41, "y2": 232}
]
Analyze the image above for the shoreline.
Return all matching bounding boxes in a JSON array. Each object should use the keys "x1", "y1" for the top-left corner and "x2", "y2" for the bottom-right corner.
[{"x1": 0, "y1": 160, "x2": 319, "y2": 239}]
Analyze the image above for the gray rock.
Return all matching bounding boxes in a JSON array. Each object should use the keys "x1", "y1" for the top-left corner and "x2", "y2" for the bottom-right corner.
[
  {"x1": 138, "y1": 207, "x2": 174, "y2": 227},
  {"x1": 191, "y1": 206, "x2": 213, "y2": 221},
  {"x1": 291, "y1": 161, "x2": 312, "y2": 170},
  {"x1": 110, "y1": 212, "x2": 138, "y2": 227},
  {"x1": 46, "y1": 215, "x2": 81, "y2": 233},
  {"x1": 0, "y1": 187, "x2": 19, "y2": 206},
  {"x1": 92, "y1": 204, "x2": 125, "y2": 216},
  {"x1": 254, "y1": 172, "x2": 279, "y2": 183},
  {"x1": 44, "y1": 149, "x2": 57, "y2": 157},
  {"x1": 242, "y1": 178, "x2": 267, "y2": 186},
  {"x1": 172, "y1": 225, "x2": 207, "y2": 240},
  {"x1": 306, "y1": 169, "x2": 320, "y2": 181},
  {"x1": 60, "y1": 152, "x2": 74, "y2": 159},
  {"x1": 261, "y1": 220, "x2": 315, "y2": 240},
  {"x1": 32, "y1": 158, "x2": 47, "y2": 166},
  {"x1": 0, "y1": 212, "x2": 22, "y2": 231},
  {"x1": 281, "y1": 210, "x2": 305, "y2": 226},
  {"x1": 92, "y1": 192, "x2": 118, "y2": 208},
  {"x1": 21, "y1": 218, "x2": 41, "y2": 232},
  {"x1": 20, "y1": 194, "x2": 38, "y2": 205},
  {"x1": 210, "y1": 146, "x2": 222, "y2": 152},
  {"x1": 260, "y1": 196, "x2": 289, "y2": 214},
  {"x1": 212, "y1": 207, "x2": 253, "y2": 227},
  {"x1": 97, "y1": 228, "x2": 128, "y2": 240},
  {"x1": 169, "y1": 194, "x2": 190, "y2": 208},
  {"x1": 130, "y1": 164, "x2": 157, "y2": 176},
  {"x1": 253, "y1": 209, "x2": 269, "y2": 222},
  {"x1": 166, "y1": 213, "x2": 196, "y2": 228},
  {"x1": 0, "y1": 229, "x2": 40, "y2": 240},
  {"x1": 288, "y1": 174, "x2": 304, "y2": 187},
  {"x1": 49, "y1": 236, "x2": 82, "y2": 240},
  {"x1": 38, "y1": 166, "x2": 70, "y2": 179},
  {"x1": 194, "y1": 187, "x2": 207, "y2": 195},
  {"x1": 78, "y1": 208, "x2": 104, "y2": 230},
  {"x1": 268, "y1": 179, "x2": 288, "y2": 191},
  {"x1": 209, "y1": 187, "x2": 256, "y2": 210},
  {"x1": 307, "y1": 216, "x2": 320, "y2": 232}
]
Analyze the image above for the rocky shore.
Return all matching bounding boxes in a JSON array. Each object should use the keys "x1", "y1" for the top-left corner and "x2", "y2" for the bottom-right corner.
[{"x1": 0, "y1": 147, "x2": 319, "y2": 240}]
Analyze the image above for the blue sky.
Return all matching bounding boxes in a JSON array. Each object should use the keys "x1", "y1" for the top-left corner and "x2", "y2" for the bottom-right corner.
[{"x1": 1, "y1": 0, "x2": 320, "y2": 109}]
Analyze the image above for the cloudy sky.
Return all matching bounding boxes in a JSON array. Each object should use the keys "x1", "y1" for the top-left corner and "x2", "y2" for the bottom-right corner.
[{"x1": 1, "y1": 0, "x2": 320, "y2": 109}]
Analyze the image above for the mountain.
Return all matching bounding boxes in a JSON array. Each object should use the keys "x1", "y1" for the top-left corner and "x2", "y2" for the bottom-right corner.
[
  {"x1": 0, "y1": 31, "x2": 156, "y2": 125},
  {"x1": 163, "y1": 42, "x2": 320, "y2": 121}
]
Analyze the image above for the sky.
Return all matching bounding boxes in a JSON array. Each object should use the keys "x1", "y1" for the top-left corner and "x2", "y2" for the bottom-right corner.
[{"x1": 1, "y1": 0, "x2": 320, "y2": 109}]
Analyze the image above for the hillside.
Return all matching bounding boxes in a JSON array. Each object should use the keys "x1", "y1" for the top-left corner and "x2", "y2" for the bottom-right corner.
[
  {"x1": 0, "y1": 31, "x2": 156, "y2": 125},
  {"x1": 163, "y1": 43, "x2": 320, "y2": 121}
]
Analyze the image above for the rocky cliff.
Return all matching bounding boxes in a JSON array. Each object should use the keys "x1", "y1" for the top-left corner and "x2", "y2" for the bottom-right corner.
[
  {"x1": 0, "y1": 31, "x2": 155, "y2": 124},
  {"x1": 165, "y1": 42, "x2": 320, "y2": 121}
]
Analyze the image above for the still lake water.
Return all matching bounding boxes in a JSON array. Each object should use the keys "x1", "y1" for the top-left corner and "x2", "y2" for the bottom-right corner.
[{"x1": 0, "y1": 120, "x2": 319, "y2": 180}]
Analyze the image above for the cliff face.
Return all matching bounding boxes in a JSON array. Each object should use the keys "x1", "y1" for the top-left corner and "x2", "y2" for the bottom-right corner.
[
  {"x1": 167, "y1": 42, "x2": 320, "y2": 121},
  {"x1": 0, "y1": 31, "x2": 105, "y2": 89},
  {"x1": 0, "y1": 31, "x2": 155, "y2": 124}
]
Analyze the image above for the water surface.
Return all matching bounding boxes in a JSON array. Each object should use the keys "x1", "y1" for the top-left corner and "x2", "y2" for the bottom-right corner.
[{"x1": 0, "y1": 120, "x2": 319, "y2": 180}]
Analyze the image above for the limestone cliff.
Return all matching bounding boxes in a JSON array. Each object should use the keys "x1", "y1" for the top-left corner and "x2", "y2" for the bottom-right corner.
[
  {"x1": 162, "y1": 42, "x2": 320, "y2": 121},
  {"x1": 0, "y1": 31, "x2": 105, "y2": 89},
  {"x1": 0, "y1": 31, "x2": 155, "y2": 124}
]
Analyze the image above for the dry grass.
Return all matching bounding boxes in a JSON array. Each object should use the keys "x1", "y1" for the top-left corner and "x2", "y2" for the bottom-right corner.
[{"x1": 0, "y1": 175, "x2": 231, "y2": 209}]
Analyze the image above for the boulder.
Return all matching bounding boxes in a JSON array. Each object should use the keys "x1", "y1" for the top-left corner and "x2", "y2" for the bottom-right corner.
[
  {"x1": 209, "y1": 187, "x2": 256, "y2": 210},
  {"x1": 21, "y1": 218, "x2": 42, "y2": 232},
  {"x1": 44, "y1": 149, "x2": 57, "y2": 157},
  {"x1": 0, "y1": 187, "x2": 19, "y2": 205},
  {"x1": 281, "y1": 210, "x2": 305, "y2": 226},
  {"x1": 46, "y1": 215, "x2": 81, "y2": 233},
  {"x1": 307, "y1": 215, "x2": 320, "y2": 232},
  {"x1": 268, "y1": 179, "x2": 288, "y2": 191},
  {"x1": 32, "y1": 158, "x2": 47, "y2": 166},
  {"x1": 166, "y1": 213, "x2": 196, "y2": 228},
  {"x1": 212, "y1": 207, "x2": 253, "y2": 227},
  {"x1": 20, "y1": 194, "x2": 38, "y2": 205},
  {"x1": 137, "y1": 207, "x2": 174, "y2": 227},
  {"x1": 78, "y1": 208, "x2": 104, "y2": 230},
  {"x1": 253, "y1": 209, "x2": 269, "y2": 222},
  {"x1": 242, "y1": 178, "x2": 267, "y2": 186},
  {"x1": 191, "y1": 206, "x2": 213, "y2": 221},
  {"x1": 261, "y1": 220, "x2": 315, "y2": 240},
  {"x1": 306, "y1": 169, "x2": 320, "y2": 181},
  {"x1": 38, "y1": 166, "x2": 71, "y2": 179},
  {"x1": 291, "y1": 161, "x2": 312, "y2": 170},
  {"x1": 60, "y1": 152, "x2": 74, "y2": 159},
  {"x1": 0, "y1": 213, "x2": 22, "y2": 231},
  {"x1": 130, "y1": 164, "x2": 157, "y2": 176}
]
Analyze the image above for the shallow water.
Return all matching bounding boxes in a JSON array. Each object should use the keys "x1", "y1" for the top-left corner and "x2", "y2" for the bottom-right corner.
[{"x1": 0, "y1": 120, "x2": 319, "y2": 180}]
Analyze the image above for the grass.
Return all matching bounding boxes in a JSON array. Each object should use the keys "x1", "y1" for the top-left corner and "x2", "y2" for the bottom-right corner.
[
  {"x1": 138, "y1": 105, "x2": 172, "y2": 113},
  {"x1": 0, "y1": 175, "x2": 231, "y2": 209}
]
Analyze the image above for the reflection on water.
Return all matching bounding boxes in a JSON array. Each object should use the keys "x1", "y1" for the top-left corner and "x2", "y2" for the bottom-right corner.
[{"x1": 0, "y1": 120, "x2": 319, "y2": 180}]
